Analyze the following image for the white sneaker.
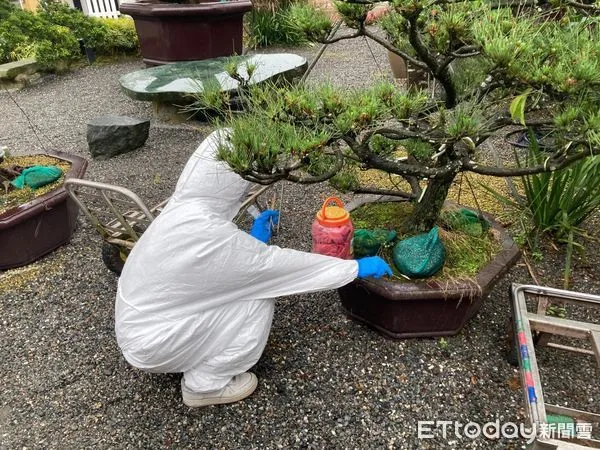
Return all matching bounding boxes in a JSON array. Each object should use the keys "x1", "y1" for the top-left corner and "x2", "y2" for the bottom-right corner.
[{"x1": 181, "y1": 372, "x2": 258, "y2": 407}]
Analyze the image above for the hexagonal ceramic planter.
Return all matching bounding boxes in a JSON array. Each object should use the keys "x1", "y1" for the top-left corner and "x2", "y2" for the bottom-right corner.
[{"x1": 338, "y1": 200, "x2": 521, "y2": 339}]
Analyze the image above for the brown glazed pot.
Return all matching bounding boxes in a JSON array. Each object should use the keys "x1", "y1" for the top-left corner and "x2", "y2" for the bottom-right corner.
[
  {"x1": 0, "y1": 151, "x2": 88, "y2": 270},
  {"x1": 120, "y1": 0, "x2": 253, "y2": 66},
  {"x1": 338, "y1": 206, "x2": 521, "y2": 339}
]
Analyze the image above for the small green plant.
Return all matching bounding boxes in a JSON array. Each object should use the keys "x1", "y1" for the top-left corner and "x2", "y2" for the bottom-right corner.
[
  {"x1": 520, "y1": 133, "x2": 600, "y2": 287},
  {"x1": 546, "y1": 303, "x2": 567, "y2": 319},
  {"x1": 246, "y1": 1, "x2": 331, "y2": 48},
  {"x1": 518, "y1": 132, "x2": 600, "y2": 240},
  {"x1": 285, "y1": 3, "x2": 331, "y2": 42},
  {"x1": 246, "y1": 9, "x2": 304, "y2": 48},
  {"x1": 438, "y1": 337, "x2": 449, "y2": 350},
  {"x1": 482, "y1": 130, "x2": 600, "y2": 287}
]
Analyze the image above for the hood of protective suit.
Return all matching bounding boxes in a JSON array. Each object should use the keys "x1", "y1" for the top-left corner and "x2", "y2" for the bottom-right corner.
[{"x1": 170, "y1": 128, "x2": 252, "y2": 221}]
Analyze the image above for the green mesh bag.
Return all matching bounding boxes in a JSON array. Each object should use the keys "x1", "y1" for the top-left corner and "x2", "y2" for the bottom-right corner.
[
  {"x1": 10, "y1": 166, "x2": 63, "y2": 190},
  {"x1": 441, "y1": 208, "x2": 490, "y2": 236},
  {"x1": 393, "y1": 226, "x2": 446, "y2": 278},
  {"x1": 353, "y1": 229, "x2": 397, "y2": 258}
]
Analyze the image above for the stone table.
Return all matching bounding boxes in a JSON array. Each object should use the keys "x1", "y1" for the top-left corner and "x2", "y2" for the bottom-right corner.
[{"x1": 119, "y1": 53, "x2": 308, "y2": 121}]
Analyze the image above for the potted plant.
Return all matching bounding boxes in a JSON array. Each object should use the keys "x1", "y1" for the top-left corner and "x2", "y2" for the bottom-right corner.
[
  {"x1": 120, "y1": 0, "x2": 253, "y2": 66},
  {"x1": 198, "y1": 0, "x2": 600, "y2": 337},
  {"x1": 0, "y1": 150, "x2": 88, "y2": 270}
]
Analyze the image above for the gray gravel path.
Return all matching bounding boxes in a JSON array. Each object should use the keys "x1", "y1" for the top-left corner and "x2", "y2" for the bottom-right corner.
[{"x1": 1, "y1": 36, "x2": 598, "y2": 450}]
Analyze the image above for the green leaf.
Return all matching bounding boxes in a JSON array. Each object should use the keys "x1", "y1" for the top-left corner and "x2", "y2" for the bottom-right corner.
[{"x1": 509, "y1": 90, "x2": 531, "y2": 126}]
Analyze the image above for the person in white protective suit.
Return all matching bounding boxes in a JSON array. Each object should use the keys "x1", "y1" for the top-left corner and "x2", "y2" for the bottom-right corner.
[{"x1": 115, "y1": 129, "x2": 392, "y2": 407}]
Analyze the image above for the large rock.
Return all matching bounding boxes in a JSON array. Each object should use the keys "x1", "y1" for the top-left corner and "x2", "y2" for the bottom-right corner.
[
  {"x1": 87, "y1": 116, "x2": 150, "y2": 160},
  {"x1": 0, "y1": 58, "x2": 40, "y2": 90},
  {"x1": 118, "y1": 53, "x2": 308, "y2": 104}
]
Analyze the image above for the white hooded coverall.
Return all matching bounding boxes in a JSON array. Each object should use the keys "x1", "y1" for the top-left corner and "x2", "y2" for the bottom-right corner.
[{"x1": 115, "y1": 130, "x2": 359, "y2": 393}]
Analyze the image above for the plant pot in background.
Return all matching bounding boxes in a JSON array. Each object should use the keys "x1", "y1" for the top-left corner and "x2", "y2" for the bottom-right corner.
[
  {"x1": 387, "y1": 50, "x2": 407, "y2": 79},
  {"x1": 0, "y1": 151, "x2": 88, "y2": 270},
  {"x1": 120, "y1": 0, "x2": 253, "y2": 66},
  {"x1": 387, "y1": 50, "x2": 429, "y2": 90},
  {"x1": 338, "y1": 200, "x2": 521, "y2": 339}
]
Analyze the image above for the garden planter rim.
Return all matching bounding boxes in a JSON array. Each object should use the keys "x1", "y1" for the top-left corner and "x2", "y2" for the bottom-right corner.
[
  {"x1": 0, "y1": 150, "x2": 88, "y2": 228},
  {"x1": 120, "y1": 0, "x2": 253, "y2": 17}
]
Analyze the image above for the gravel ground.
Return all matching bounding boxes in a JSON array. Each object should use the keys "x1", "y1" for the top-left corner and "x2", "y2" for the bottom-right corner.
[{"x1": 1, "y1": 36, "x2": 599, "y2": 450}]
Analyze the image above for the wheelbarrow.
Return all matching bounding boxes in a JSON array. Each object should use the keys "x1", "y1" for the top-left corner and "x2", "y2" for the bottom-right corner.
[{"x1": 65, "y1": 178, "x2": 270, "y2": 274}]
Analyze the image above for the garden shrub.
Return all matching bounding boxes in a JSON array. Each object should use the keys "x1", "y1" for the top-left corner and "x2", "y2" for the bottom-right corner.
[
  {"x1": 246, "y1": 1, "x2": 331, "y2": 48},
  {"x1": 95, "y1": 18, "x2": 139, "y2": 55},
  {"x1": 0, "y1": 8, "x2": 80, "y2": 67},
  {"x1": 0, "y1": 0, "x2": 15, "y2": 20},
  {"x1": 0, "y1": 1, "x2": 138, "y2": 69},
  {"x1": 286, "y1": 3, "x2": 331, "y2": 42},
  {"x1": 39, "y1": 2, "x2": 107, "y2": 47}
]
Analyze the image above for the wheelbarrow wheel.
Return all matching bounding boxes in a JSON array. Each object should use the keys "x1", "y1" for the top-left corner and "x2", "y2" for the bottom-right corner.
[
  {"x1": 505, "y1": 317, "x2": 520, "y2": 367},
  {"x1": 506, "y1": 343, "x2": 519, "y2": 367},
  {"x1": 102, "y1": 242, "x2": 126, "y2": 275}
]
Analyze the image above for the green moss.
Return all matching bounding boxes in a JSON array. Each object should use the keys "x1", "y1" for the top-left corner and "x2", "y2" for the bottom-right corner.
[
  {"x1": 351, "y1": 201, "x2": 411, "y2": 231},
  {"x1": 350, "y1": 202, "x2": 501, "y2": 281}
]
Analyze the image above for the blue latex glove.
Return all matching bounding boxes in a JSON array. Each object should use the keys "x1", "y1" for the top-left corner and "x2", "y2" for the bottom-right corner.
[
  {"x1": 357, "y1": 256, "x2": 393, "y2": 279},
  {"x1": 250, "y1": 209, "x2": 279, "y2": 243}
]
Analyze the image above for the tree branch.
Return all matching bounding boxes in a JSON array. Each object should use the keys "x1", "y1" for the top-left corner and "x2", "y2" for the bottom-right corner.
[
  {"x1": 405, "y1": 12, "x2": 457, "y2": 107},
  {"x1": 433, "y1": 0, "x2": 538, "y2": 6},
  {"x1": 287, "y1": 150, "x2": 345, "y2": 184},
  {"x1": 564, "y1": 0, "x2": 600, "y2": 10},
  {"x1": 461, "y1": 76, "x2": 503, "y2": 104},
  {"x1": 354, "y1": 186, "x2": 416, "y2": 198},
  {"x1": 402, "y1": 155, "x2": 423, "y2": 197},
  {"x1": 365, "y1": 126, "x2": 435, "y2": 142},
  {"x1": 332, "y1": 0, "x2": 378, "y2": 4},
  {"x1": 438, "y1": 45, "x2": 481, "y2": 72},
  {"x1": 342, "y1": 133, "x2": 455, "y2": 178},
  {"x1": 362, "y1": 28, "x2": 428, "y2": 69},
  {"x1": 322, "y1": 29, "x2": 363, "y2": 44},
  {"x1": 368, "y1": 153, "x2": 462, "y2": 178},
  {"x1": 463, "y1": 147, "x2": 598, "y2": 177}
]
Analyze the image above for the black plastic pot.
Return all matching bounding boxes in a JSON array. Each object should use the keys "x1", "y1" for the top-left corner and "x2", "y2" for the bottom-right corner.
[
  {"x1": 338, "y1": 208, "x2": 521, "y2": 339},
  {"x1": 0, "y1": 151, "x2": 88, "y2": 270}
]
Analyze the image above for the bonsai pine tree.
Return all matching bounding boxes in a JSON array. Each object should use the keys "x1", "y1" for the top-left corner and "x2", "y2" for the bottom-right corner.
[{"x1": 214, "y1": 0, "x2": 600, "y2": 234}]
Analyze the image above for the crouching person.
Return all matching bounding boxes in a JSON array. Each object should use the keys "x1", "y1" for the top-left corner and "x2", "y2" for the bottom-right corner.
[{"x1": 115, "y1": 129, "x2": 391, "y2": 407}]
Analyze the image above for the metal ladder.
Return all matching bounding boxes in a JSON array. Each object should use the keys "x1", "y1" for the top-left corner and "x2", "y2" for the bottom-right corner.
[{"x1": 511, "y1": 284, "x2": 600, "y2": 449}]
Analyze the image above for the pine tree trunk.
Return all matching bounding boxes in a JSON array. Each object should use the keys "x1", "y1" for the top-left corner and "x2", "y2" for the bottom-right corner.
[{"x1": 406, "y1": 173, "x2": 456, "y2": 234}]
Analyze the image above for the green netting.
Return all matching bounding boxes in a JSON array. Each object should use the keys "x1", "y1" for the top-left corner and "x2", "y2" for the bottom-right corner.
[
  {"x1": 546, "y1": 414, "x2": 575, "y2": 425},
  {"x1": 393, "y1": 226, "x2": 446, "y2": 278},
  {"x1": 441, "y1": 208, "x2": 490, "y2": 236},
  {"x1": 10, "y1": 165, "x2": 63, "y2": 190},
  {"x1": 353, "y1": 229, "x2": 397, "y2": 258}
]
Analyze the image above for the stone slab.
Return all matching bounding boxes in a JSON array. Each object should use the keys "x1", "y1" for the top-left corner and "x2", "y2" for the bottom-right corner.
[
  {"x1": 119, "y1": 53, "x2": 308, "y2": 104},
  {"x1": 0, "y1": 58, "x2": 39, "y2": 80},
  {"x1": 87, "y1": 115, "x2": 150, "y2": 160}
]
